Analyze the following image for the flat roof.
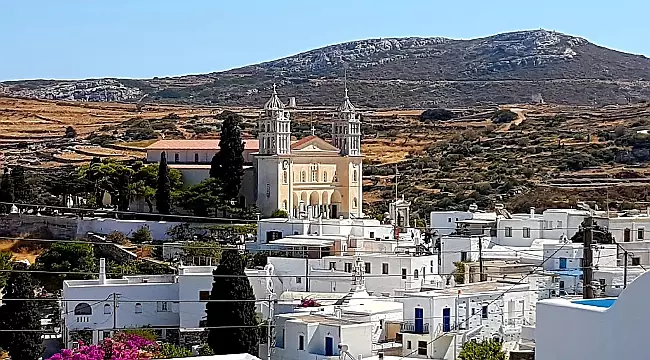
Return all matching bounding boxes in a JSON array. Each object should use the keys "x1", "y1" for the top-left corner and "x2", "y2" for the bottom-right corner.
[
  {"x1": 410, "y1": 281, "x2": 528, "y2": 297},
  {"x1": 286, "y1": 313, "x2": 367, "y2": 326},
  {"x1": 269, "y1": 238, "x2": 334, "y2": 247}
]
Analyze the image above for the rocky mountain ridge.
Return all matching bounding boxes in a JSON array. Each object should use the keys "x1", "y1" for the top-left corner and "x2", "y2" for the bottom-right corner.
[{"x1": 3, "y1": 30, "x2": 650, "y2": 107}]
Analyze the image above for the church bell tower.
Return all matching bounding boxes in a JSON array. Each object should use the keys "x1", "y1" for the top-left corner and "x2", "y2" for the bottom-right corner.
[
  {"x1": 259, "y1": 84, "x2": 291, "y2": 155},
  {"x1": 332, "y1": 84, "x2": 361, "y2": 156}
]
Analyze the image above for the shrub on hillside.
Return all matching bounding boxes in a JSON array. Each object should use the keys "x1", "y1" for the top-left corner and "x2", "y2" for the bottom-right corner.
[
  {"x1": 420, "y1": 108, "x2": 455, "y2": 122},
  {"x1": 491, "y1": 109, "x2": 518, "y2": 124}
]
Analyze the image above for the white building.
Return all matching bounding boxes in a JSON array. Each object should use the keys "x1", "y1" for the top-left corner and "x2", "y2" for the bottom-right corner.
[
  {"x1": 396, "y1": 281, "x2": 536, "y2": 359},
  {"x1": 541, "y1": 243, "x2": 617, "y2": 271},
  {"x1": 495, "y1": 208, "x2": 589, "y2": 247},
  {"x1": 536, "y1": 269, "x2": 650, "y2": 360},
  {"x1": 61, "y1": 259, "x2": 272, "y2": 347},
  {"x1": 263, "y1": 259, "x2": 402, "y2": 360}
]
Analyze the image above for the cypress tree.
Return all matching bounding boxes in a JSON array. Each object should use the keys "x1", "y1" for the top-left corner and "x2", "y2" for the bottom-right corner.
[
  {"x1": 206, "y1": 250, "x2": 259, "y2": 355},
  {"x1": 10, "y1": 165, "x2": 31, "y2": 203},
  {"x1": 217, "y1": 113, "x2": 245, "y2": 202},
  {"x1": 209, "y1": 153, "x2": 220, "y2": 179},
  {"x1": 156, "y1": 151, "x2": 172, "y2": 214},
  {"x1": 0, "y1": 168, "x2": 14, "y2": 213},
  {"x1": 0, "y1": 264, "x2": 44, "y2": 360}
]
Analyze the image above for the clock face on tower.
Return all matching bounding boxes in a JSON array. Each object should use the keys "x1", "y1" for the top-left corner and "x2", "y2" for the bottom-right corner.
[{"x1": 282, "y1": 160, "x2": 289, "y2": 170}]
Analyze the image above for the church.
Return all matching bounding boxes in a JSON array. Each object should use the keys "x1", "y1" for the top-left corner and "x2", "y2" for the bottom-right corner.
[{"x1": 254, "y1": 84, "x2": 363, "y2": 219}]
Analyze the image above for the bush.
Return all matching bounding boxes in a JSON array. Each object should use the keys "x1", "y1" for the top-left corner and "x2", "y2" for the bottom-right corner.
[
  {"x1": 106, "y1": 231, "x2": 130, "y2": 245},
  {"x1": 491, "y1": 109, "x2": 518, "y2": 124},
  {"x1": 132, "y1": 226, "x2": 153, "y2": 243},
  {"x1": 270, "y1": 209, "x2": 288, "y2": 218},
  {"x1": 420, "y1": 108, "x2": 455, "y2": 122},
  {"x1": 64, "y1": 126, "x2": 77, "y2": 138}
]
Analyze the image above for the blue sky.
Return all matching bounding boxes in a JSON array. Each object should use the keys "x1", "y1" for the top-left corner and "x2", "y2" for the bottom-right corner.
[{"x1": 1, "y1": 0, "x2": 648, "y2": 81}]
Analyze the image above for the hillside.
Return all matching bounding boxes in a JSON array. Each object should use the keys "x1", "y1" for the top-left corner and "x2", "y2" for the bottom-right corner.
[{"x1": 3, "y1": 30, "x2": 650, "y2": 107}]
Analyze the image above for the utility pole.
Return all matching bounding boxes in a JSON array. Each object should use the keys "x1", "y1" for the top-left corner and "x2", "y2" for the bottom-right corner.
[
  {"x1": 583, "y1": 217, "x2": 594, "y2": 299},
  {"x1": 266, "y1": 296, "x2": 273, "y2": 360},
  {"x1": 623, "y1": 249, "x2": 627, "y2": 289},
  {"x1": 478, "y1": 238, "x2": 485, "y2": 282},
  {"x1": 112, "y1": 292, "x2": 117, "y2": 331}
]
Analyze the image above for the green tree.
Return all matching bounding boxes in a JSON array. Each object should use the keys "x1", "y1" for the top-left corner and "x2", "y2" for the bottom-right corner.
[
  {"x1": 64, "y1": 126, "x2": 77, "y2": 138},
  {"x1": 166, "y1": 223, "x2": 195, "y2": 242},
  {"x1": 0, "y1": 264, "x2": 44, "y2": 360},
  {"x1": 132, "y1": 226, "x2": 153, "y2": 243},
  {"x1": 78, "y1": 159, "x2": 134, "y2": 210},
  {"x1": 0, "y1": 168, "x2": 14, "y2": 213},
  {"x1": 209, "y1": 153, "x2": 220, "y2": 179},
  {"x1": 130, "y1": 162, "x2": 182, "y2": 213},
  {"x1": 491, "y1": 109, "x2": 518, "y2": 124},
  {"x1": 270, "y1": 209, "x2": 288, "y2": 218},
  {"x1": 183, "y1": 241, "x2": 222, "y2": 264},
  {"x1": 206, "y1": 250, "x2": 259, "y2": 355},
  {"x1": 177, "y1": 178, "x2": 224, "y2": 216},
  {"x1": 156, "y1": 343, "x2": 194, "y2": 358},
  {"x1": 215, "y1": 113, "x2": 245, "y2": 202},
  {"x1": 34, "y1": 243, "x2": 96, "y2": 293},
  {"x1": 0, "y1": 251, "x2": 12, "y2": 288},
  {"x1": 458, "y1": 339, "x2": 505, "y2": 360},
  {"x1": 11, "y1": 165, "x2": 32, "y2": 203},
  {"x1": 156, "y1": 152, "x2": 172, "y2": 214}
]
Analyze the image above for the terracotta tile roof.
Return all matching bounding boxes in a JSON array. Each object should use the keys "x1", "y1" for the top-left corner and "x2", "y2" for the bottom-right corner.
[
  {"x1": 290, "y1": 135, "x2": 318, "y2": 150},
  {"x1": 146, "y1": 139, "x2": 259, "y2": 151}
]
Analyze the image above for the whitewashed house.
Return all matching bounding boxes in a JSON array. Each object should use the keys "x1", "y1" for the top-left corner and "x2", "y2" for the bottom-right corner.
[
  {"x1": 61, "y1": 259, "x2": 273, "y2": 347},
  {"x1": 536, "y1": 269, "x2": 650, "y2": 360},
  {"x1": 541, "y1": 243, "x2": 617, "y2": 271},
  {"x1": 396, "y1": 281, "x2": 536, "y2": 360}
]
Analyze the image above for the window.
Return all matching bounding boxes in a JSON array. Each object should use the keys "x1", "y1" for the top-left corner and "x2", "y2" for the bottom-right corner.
[
  {"x1": 548, "y1": 221, "x2": 553, "y2": 229},
  {"x1": 353, "y1": 169, "x2": 358, "y2": 182},
  {"x1": 401, "y1": 268, "x2": 407, "y2": 280},
  {"x1": 266, "y1": 231, "x2": 282, "y2": 243},
  {"x1": 283, "y1": 200, "x2": 288, "y2": 210},
  {"x1": 471, "y1": 308, "x2": 475, "y2": 316},
  {"x1": 298, "y1": 335, "x2": 304, "y2": 350},
  {"x1": 329, "y1": 262, "x2": 336, "y2": 270},
  {"x1": 559, "y1": 280, "x2": 565, "y2": 290},
  {"x1": 135, "y1": 303, "x2": 142, "y2": 314},
  {"x1": 523, "y1": 227, "x2": 530, "y2": 238},
  {"x1": 365, "y1": 262, "x2": 371, "y2": 274},
  {"x1": 199, "y1": 291, "x2": 210, "y2": 301},
  {"x1": 266, "y1": 183, "x2": 271, "y2": 197},
  {"x1": 633, "y1": 257, "x2": 641, "y2": 266},
  {"x1": 283, "y1": 171, "x2": 288, "y2": 184},
  {"x1": 557, "y1": 220, "x2": 563, "y2": 229},
  {"x1": 382, "y1": 263, "x2": 389, "y2": 275},
  {"x1": 639, "y1": 228, "x2": 645, "y2": 240},
  {"x1": 369, "y1": 231, "x2": 375, "y2": 239},
  {"x1": 414, "y1": 269, "x2": 419, "y2": 279},
  {"x1": 194, "y1": 153, "x2": 199, "y2": 163},
  {"x1": 323, "y1": 172, "x2": 328, "y2": 182},
  {"x1": 333, "y1": 172, "x2": 338, "y2": 182},
  {"x1": 103, "y1": 331, "x2": 112, "y2": 339},
  {"x1": 74, "y1": 303, "x2": 92, "y2": 316},
  {"x1": 624, "y1": 228, "x2": 631, "y2": 242},
  {"x1": 157, "y1": 301, "x2": 169, "y2": 312},
  {"x1": 311, "y1": 171, "x2": 317, "y2": 182},
  {"x1": 344, "y1": 263, "x2": 352, "y2": 273},
  {"x1": 301, "y1": 171, "x2": 306, "y2": 182},
  {"x1": 418, "y1": 341, "x2": 427, "y2": 356},
  {"x1": 448, "y1": 217, "x2": 452, "y2": 223},
  {"x1": 174, "y1": 153, "x2": 179, "y2": 163},
  {"x1": 352, "y1": 198, "x2": 358, "y2": 208},
  {"x1": 406, "y1": 341, "x2": 412, "y2": 349},
  {"x1": 505, "y1": 227, "x2": 513, "y2": 237},
  {"x1": 104, "y1": 304, "x2": 111, "y2": 314},
  {"x1": 296, "y1": 277, "x2": 302, "y2": 284},
  {"x1": 482, "y1": 305, "x2": 488, "y2": 319},
  {"x1": 460, "y1": 251, "x2": 468, "y2": 262}
]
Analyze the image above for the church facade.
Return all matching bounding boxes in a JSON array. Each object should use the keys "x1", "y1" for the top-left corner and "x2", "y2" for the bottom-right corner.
[{"x1": 254, "y1": 85, "x2": 363, "y2": 219}]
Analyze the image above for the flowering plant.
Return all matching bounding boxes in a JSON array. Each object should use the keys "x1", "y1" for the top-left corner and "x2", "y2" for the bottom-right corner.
[{"x1": 48, "y1": 333, "x2": 160, "y2": 360}]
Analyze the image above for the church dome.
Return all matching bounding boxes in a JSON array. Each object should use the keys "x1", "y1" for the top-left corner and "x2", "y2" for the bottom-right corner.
[
  {"x1": 264, "y1": 84, "x2": 285, "y2": 110},
  {"x1": 337, "y1": 87, "x2": 356, "y2": 113}
]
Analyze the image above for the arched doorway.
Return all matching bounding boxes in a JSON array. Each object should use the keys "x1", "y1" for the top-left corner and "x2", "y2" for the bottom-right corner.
[
  {"x1": 331, "y1": 190, "x2": 343, "y2": 219},
  {"x1": 309, "y1": 191, "x2": 320, "y2": 218},
  {"x1": 322, "y1": 192, "x2": 331, "y2": 219}
]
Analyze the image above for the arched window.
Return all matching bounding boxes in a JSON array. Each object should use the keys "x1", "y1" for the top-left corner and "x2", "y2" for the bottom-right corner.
[
  {"x1": 283, "y1": 171, "x2": 288, "y2": 184},
  {"x1": 301, "y1": 171, "x2": 306, "y2": 182},
  {"x1": 174, "y1": 153, "x2": 180, "y2": 163},
  {"x1": 333, "y1": 172, "x2": 338, "y2": 182},
  {"x1": 353, "y1": 197, "x2": 358, "y2": 208},
  {"x1": 135, "y1": 303, "x2": 142, "y2": 314},
  {"x1": 104, "y1": 304, "x2": 112, "y2": 314},
  {"x1": 74, "y1": 303, "x2": 92, "y2": 315},
  {"x1": 414, "y1": 269, "x2": 419, "y2": 280},
  {"x1": 353, "y1": 169, "x2": 358, "y2": 182},
  {"x1": 283, "y1": 200, "x2": 288, "y2": 210},
  {"x1": 194, "y1": 153, "x2": 199, "y2": 163},
  {"x1": 323, "y1": 171, "x2": 328, "y2": 182}
]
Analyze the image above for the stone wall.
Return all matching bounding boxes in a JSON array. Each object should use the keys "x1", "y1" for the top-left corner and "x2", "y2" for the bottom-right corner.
[
  {"x1": 94, "y1": 242, "x2": 137, "y2": 264},
  {"x1": 0, "y1": 214, "x2": 77, "y2": 239}
]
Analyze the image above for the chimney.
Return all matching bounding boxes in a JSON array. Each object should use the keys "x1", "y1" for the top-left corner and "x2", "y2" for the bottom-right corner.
[
  {"x1": 99, "y1": 258, "x2": 106, "y2": 285},
  {"x1": 530, "y1": 207, "x2": 535, "y2": 218}
]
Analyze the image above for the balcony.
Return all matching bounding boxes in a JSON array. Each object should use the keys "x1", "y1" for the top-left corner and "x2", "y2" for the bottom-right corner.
[{"x1": 400, "y1": 321, "x2": 430, "y2": 334}]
